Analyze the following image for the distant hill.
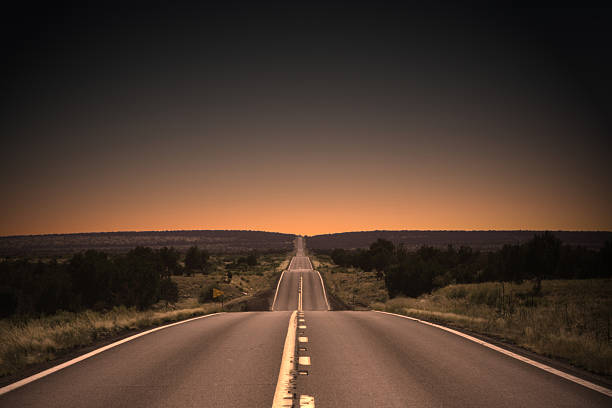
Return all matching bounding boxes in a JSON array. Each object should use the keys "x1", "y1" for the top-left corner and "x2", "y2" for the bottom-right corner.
[
  {"x1": 306, "y1": 230, "x2": 612, "y2": 251},
  {"x1": 0, "y1": 230, "x2": 296, "y2": 256}
]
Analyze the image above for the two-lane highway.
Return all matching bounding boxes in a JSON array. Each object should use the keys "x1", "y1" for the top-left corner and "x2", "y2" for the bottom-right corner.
[
  {"x1": 272, "y1": 237, "x2": 328, "y2": 311},
  {"x1": 295, "y1": 311, "x2": 610, "y2": 407},
  {"x1": 1, "y1": 236, "x2": 610, "y2": 407},
  {"x1": 0, "y1": 312, "x2": 292, "y2": 407}
]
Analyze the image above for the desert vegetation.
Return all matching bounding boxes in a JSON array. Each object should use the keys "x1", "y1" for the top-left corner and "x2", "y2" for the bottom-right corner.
[
  {"x1": 318, "y1": 233, "x2": 611, "y2": 298},
  {"x1": 0, "y1": 230, "x2": 296, "y2": 257},
  {"x1": 312, "y1": 256, "x2": 387, "y2": 309},
  {"x1": 0, "y1": 304, "x2": 220, "y2": 378},
  {"x1": 0, "y1": 247, "x2": 290, "y2": 378},
  {"x1": 311, "y1": 233, "x2": 612, "y2": 375},
  {"x1": 380, "y1": 280, "x2": 612, "y2": 375},
  {"x1": 0, "y1": 247, "x2": 183, "y2": 317},
  {"x1": 307, "y1": 230, "x2": 612, "y2": 251}
]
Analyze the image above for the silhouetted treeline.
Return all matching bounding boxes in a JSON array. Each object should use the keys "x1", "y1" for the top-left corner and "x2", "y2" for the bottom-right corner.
[
  {"x1": 0, "y1": 245, "x2": 211, "y2": 318},
  {"x1": 326, "y1": 233, "x2": 612, "y2": 298}
]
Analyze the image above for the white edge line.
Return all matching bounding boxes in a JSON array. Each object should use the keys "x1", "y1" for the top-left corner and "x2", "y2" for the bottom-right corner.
[
  {"x1": 0, "y1": 312, "x2": 225, "y2": 396},
  {"x1": 315, "y1": 270, "x2": 330, "y2": 311},
  {"x1": 374, "y1": 310, "x2": 612, "y2": 398},
  {"x1": 271, "y1": 269, "x2": 288, "y2": 311},
  {"x1": 272, "y1": 310, "x2": 297, "y2": 407}
]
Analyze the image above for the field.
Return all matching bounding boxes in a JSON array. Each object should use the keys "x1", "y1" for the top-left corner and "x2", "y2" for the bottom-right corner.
[
  {"x1": 307, "y1": 230, "x2": 612, "y2": 251},
  {"x1": 380, "y1": 280, "x2": 612, "y2": 376},
  {"x1": 0, "y1": 251, "x2": 291, "y2": 379},
  {"x1": 0, "y1": 305, "x2": 220, "y2": 379},
  {"x1": 311, "y1": 254, "x2": 387, "y2": 309},
  {"x1": 0, "y1": 230, "x2": 296, "y2": 256},
  {"x1": 173, "y1": 252, "x2": 290, "y2": 308},
  {"x1": 310, "y1": 253, "x2": 611, "y2": 376}
]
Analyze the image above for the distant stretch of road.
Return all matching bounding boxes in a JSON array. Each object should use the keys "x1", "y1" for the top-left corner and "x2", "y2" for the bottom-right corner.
[
  {"x1": 272, "y1": 237, "x2": 328, "y2": 312},
  {"x1": 1, "y1": 237, "x2": 610, "y2": 407}
]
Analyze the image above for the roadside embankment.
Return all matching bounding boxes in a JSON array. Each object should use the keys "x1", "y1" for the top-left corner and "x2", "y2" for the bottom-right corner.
[{"x1": 374, "y1": 279, "x2": 612, "y2": 376}]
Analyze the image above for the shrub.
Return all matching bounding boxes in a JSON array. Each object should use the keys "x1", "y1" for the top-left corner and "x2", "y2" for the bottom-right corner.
[
  {"x1": 159, "y1": 278, "x2": 179, "y2": 303},
  {"x1": 198, "y1": 284, "x2": 217, "y2": 303}
]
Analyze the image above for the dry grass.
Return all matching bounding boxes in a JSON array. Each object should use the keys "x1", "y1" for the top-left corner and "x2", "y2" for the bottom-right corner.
[
  {"x1": 312, "y1": 254, "x2": 612, "y2": 375},
  {"x1": 378, "y1": 279, "x2": 612, "y2": 376},
  {"x1": 0, "y1": 252, "x2": 291, "y2": 378},
  {"x1": 0, "y1": 304, "x2": 220, "y2": 377},
  {"x1": 312, "y1": 254, "x2": 388, "y2": 309}
]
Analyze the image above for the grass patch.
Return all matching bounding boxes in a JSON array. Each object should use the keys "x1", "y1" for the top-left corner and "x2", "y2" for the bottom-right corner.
[
  {"x1": 0, "y1": 251, "x2": 292, "y2": 378},
  {"x1": 311, "y1": 254, "x2": 388, "y2": 309},
  {"x1": 377, "y1": 279, "x2": 612, "y2": 376},
  {"x1": 0, "y1": 304, "x2": 220, "y2": 377}
]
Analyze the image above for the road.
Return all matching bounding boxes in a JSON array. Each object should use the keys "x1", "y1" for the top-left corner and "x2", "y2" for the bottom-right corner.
[
  {"x1": 1, "y1": 237, "x2": 610, "y2": 407},
  {"x1": 272, "y1": 237, "x2": 328, "y2": 312},
  {"x1": 0, "y1": 312, "x2": 292, "y2": 407},
  {"x1": 296, "y1": 311, "x2": 610, "y2": 407}
]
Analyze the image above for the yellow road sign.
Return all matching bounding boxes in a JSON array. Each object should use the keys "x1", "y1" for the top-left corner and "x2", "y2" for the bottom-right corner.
[{"x1": 213, "y1": 288, "x2": 224, "y2": 299}]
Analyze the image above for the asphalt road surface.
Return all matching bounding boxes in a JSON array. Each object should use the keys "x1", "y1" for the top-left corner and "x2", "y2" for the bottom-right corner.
[
  {"x1": 272, "y1": 237, "x2": 328, "y2": 312},
  {"x1": 295, "y1": 311, "x2": 610, "y2": 407},
  {"x1": 1, "y1": 237, "x2": 610, "y2": 407}
]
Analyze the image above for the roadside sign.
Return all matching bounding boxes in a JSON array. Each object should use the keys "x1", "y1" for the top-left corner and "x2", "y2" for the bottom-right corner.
[{"x1": 213, "y1": 288, "x2": 224, "y2": 299}]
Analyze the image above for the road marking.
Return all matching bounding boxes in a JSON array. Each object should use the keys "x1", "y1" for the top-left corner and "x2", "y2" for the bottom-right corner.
[
  {"x1": 299, "y1": 356, "x2": 311, "y2": 366},
  {"x1": 299, "y1": 337, "x2": 308, "y2": 343},
  {"x1": 374, "y1": 310, "x2": 612, "y2": 398},
  {"x1": 315, "y1": 270, "x2": 330, "y2": 311},
  {"x1": 299, "y1": 318, "x2": 305, "y2": 322},
  {"x1": 271, "y1": 269, "x2": 288, "y2": 311},
  {"x1": 300, "y1": 394, "x2": 315, "y2": 407},
  {"x1": 0, "y1": 312, "x2": 225, "y2": 396},
  {"x1": 298, "y1": 275, "x2": 303, "y2": 311},
  {"x1": 272, "y1": 311, "x2": 298, "y2": 408},
  {"x1": 299, "y1": 325, "x2": 307, "y2": 329}
]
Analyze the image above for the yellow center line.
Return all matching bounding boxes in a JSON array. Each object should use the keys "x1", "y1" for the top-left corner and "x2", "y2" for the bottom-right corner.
[{"x1": 271, "y1": 311, "x2": 298, "y2": 407}]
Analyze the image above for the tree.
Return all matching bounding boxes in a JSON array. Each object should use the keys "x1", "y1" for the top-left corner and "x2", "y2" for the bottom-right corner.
[
  {"x1": 599, "y1": 240, "x2": 612, "y2": 278},
  {"x1": 525, "y1": 232, "x2": 561, "y2": 294},
  {"x1": 498, "y1": 244, "x2": 525, "y2": 283},
  {"x1": 68, "y1": 250, "x2": 113, "y2": 309},
  {"x1": 159, "y1": 278, "x2": 179, "y2": 304},
  {"x1": 118, "y1": 247, "x2": 162, "y2": 309},
  {"x1": 331, "y1": 248, "x2": 349, "y2": 266},
  {"x1": 185, "y1": 246, "x2": 209, "y2": 274},
  {"x1": 0, "y1": 285, "x2": 19, "y2": 317},
  {"x1": 157, "y1": 247, "x2": 181, "y2": 277},
  {"x1": 246, "y1": 252, "x2": 258, "y2": 266},
  {"x1": 369, "y1": 239, "x2": 395, "y2": 273}
]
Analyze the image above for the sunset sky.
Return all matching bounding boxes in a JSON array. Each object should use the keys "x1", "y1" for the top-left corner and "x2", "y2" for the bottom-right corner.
[{"x1": 2, "y1": 4, "x2": 611, "y2": 236}]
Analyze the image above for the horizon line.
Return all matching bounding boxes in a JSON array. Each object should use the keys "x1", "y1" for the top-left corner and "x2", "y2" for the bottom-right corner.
[{"x1": 2, "y1": 228, "x2": 612, "y2": 239}]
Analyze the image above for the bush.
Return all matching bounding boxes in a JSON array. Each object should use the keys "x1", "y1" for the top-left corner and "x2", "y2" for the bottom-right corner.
[
  {"x1": 467, "y1": 284, "x2": 499, "y2": 307},
  {"x1": 328, "y1": 233, "x2": 611, "y2": 300},
  {"x1": 185, "y1": 246, "x2": 210, "y2": 274},
  {"x1": 0, "y1": 286, "x2": 18, "y2": 317},
  {"x1": 198, "y1": 284, "x2": 218, "y2": 303},
  {"x1": 159, "y1": 278, "x2": 179, "y2": 303},
  {"x1": 0, "y1": 246, "x2": 188, "y2": 318}
]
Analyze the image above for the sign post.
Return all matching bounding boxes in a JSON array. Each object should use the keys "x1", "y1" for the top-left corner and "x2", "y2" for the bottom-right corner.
[{"x1": 213, "y1": 288, "x2": 224, "y2": 311}]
